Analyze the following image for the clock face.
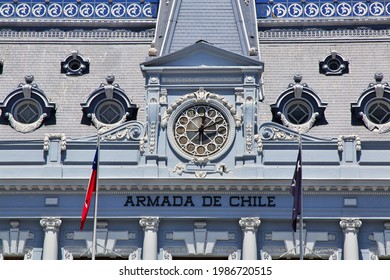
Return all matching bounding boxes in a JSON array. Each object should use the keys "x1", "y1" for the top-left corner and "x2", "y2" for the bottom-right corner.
[{"x1": 172, "y1": 104, "x2": 230, "y2": 158}]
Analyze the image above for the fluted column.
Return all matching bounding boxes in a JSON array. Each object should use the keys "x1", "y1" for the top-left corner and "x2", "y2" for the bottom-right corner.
[
  {"x1": 239, "y1": 217, "x2": 261, "y2": 260},
  {"x1": 40, "y1": 217, "x2": 62, "y2": 260},
  {"x1": 340, "y1": 218, "x2": 362, "y2": 260},
  {"x1": 139, "y1": 217, "x2": 160, "y2": 260}
]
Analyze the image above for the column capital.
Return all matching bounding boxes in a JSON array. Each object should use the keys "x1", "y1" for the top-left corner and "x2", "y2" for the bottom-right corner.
[
  {"x1": 340, "y1": 218, "x2": 362, "y2": 234},
  {"x1": 139, "y1": 217, "x2": 160, "y2": 232},
  {"x1": 239, "y1": 217, "x2": 261, "y2": 233},
  {"x1": 40, "y1": 217, "x2": 62, "y2": 233}
]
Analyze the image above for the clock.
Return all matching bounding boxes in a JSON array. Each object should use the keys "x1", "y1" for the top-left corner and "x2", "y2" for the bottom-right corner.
[{"x1": 167, "y1": 98, "x2": 235, "y2": 161}]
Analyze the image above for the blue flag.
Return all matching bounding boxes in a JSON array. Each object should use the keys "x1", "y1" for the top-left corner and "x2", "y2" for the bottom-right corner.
[{"x1": 290, "y1": 140, "x2": 302, "y2": 232}]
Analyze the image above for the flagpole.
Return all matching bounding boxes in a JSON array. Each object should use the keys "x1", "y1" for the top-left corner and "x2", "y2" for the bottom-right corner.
[
  {"x1": 91, "y1": 134, "x2": 101, "y2": 260},
  {"x1": 299, "y1": 134, "x2": 303, "y2": 260}
]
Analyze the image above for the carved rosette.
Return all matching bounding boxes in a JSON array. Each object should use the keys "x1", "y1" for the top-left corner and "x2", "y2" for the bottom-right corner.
[
  {"x1": 239, "y1": 217, "x2": 261, "y2": 233},
  {"x1": 139, "y1": 217, "x2": 160, "y2": 232},
  {"x1": 173, "y1": 163, "x2": 186, "y2": 175},
  {"x1": 40, "y1": 217, "x2": 62, "y2": 233},
  {"x1": 340, "y1": 218, "x2": 362, "y2": 234}
]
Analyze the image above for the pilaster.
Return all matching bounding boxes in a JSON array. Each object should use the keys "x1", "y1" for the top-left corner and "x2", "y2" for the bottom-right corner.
[
  {"x1": 239, "y1": 217, "x2": 260, "y2": 260},
  {"x1": 40, "y1": 217, "x2": 62, "y2": 260},
  {"x1": 140, "y1": 217, "x2": 160, "y2": 260},
  {"x1": 340, "y1": 218, "x2": 362, "y2": 260}
]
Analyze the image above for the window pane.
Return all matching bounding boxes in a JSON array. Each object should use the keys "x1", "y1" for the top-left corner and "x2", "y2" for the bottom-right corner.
[
  {"x1": 367, "y1": 99, "x2": 390, "y2": 124},
  {"x1": 13, "y1": 99, "x2": 41, "y2": 124},
  {"x1": 96, "y1": 100, "x2": 125, "y2": 124},
  {"x1": 285, "y1": 100, "x2": 312, "y2": 124}
]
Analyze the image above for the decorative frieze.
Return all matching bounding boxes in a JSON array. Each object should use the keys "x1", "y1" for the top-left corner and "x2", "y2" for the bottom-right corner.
[{"x1": 0, "y1": 2, "x2": 158, "y2": 20}]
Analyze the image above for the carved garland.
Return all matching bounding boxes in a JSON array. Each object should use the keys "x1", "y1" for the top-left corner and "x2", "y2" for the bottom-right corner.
[
  {"x1": 6, "y1": 112, "x2": 47, "y2": 133},
  {"x1": 149, "y1": 121, "x2": 157, "y2": 154},
  {"x1": 89, "y1": 112, "x2": 129, "y2": 133},
  {"x1": 43, "y1": 133, "x2": 67, "y2": 151},
  {"x1": 277, "y1": 111, "x2": 319, "y2": 134},
  {"x1": 337, "y1": 135, "x2": 361, "y2": 152},
  {"x1": 359, "y1": 112, "x2": 390, "y2": 134},
  {"x1": 161, "y1": 88, "x2": 242, "y2": 129},
  {"x1": 246, "y1": 124, "x2": 253, "y2": 153}
]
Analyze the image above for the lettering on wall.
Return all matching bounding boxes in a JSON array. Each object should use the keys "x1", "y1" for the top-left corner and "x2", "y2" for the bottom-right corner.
[{"x1": 124, "y1": 195, "x2": 276, "y2": 208}]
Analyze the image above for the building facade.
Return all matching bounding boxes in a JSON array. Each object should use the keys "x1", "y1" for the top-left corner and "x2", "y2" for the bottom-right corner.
[{"x1": 0, "y1": 0, "x2": 390, "y2": 260}]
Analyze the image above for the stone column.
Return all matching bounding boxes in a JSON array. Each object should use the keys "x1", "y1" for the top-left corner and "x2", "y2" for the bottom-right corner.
[
  {"x1": 40, "y1": 217, "x2": 62, "y2": 260},
  {"x1": 239, "y1": 217, "x2": 261, "y2": 260},
  {"x1": 139, "y1": 217, "x2": 160, "y2": 260},
  {"x1": 340, "y1": 218, "x2": 362, "y2": 260}
]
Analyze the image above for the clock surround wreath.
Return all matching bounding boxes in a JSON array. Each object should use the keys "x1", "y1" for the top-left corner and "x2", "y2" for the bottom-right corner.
[{"x1": 164, "y1": 88, "x2": 240, "y2": 163}]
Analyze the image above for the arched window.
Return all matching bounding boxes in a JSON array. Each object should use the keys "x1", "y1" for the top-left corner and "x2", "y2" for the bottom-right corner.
[
  {"x1": 81, "y1": 75, "x2": 138, "y2": 132},
  {"x1": 61, "y1": 50, "x2": 90, "y2": 76},
  {"x1": 270, "y1": 74, "x2": 327, "y2": 133},
  {"x1": 0, "y1": 75, "x2": 56, "y2": 133},
  {"x1": 351, "y1": 73, "x2": 390, "y2": 133},
  {"x1": 319, "y1": 51, "x2": 349, "y2": 76}
]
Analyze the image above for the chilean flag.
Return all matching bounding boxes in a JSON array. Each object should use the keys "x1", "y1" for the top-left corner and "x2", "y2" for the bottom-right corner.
[{"x1": 80, "y1": 148, "x2": 98, "y2": 231}]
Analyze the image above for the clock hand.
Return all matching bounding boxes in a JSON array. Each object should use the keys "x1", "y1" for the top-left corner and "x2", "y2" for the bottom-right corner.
[
  {"x1": 196, "y1": 114, "x2": 208, "y2": 144},
  {"x1": 203, "y1": 118, "x2": 224, "y2": 130},
  {"x1": 197, "y1": 114, "x2": 207, "y2": 132}
]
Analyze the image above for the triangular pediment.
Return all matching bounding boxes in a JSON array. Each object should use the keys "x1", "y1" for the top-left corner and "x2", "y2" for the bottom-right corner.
[{"x1": 141, "y1": 41, "x2": 263, "y2": 69}]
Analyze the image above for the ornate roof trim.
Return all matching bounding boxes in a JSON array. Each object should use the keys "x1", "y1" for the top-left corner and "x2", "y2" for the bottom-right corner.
[
  {"x1": 0, "y1": 28, "x2": 155, "y2": 42},
  {"x1": 259, "y1": 27, "x2": 390, "y2": 41}
]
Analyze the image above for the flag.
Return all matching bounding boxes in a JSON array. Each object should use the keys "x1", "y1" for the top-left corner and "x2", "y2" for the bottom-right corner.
[
  {"x1": 290, "y1": 140, "x2": 302, "y2": 232},
  {"x1": 80, "y1": 147, "x2": 98, "y2": 231}
]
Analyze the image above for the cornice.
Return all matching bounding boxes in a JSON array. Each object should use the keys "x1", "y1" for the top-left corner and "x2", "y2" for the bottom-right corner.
[
  {"x1": 0, "y1": 184, "x2": 389, "y2": 196},
  {"x1": 0, "y1": 28, "x2": 155, "y2": 43},
  {"x1": 259, "y1": 27, "x2": 390, "y2": 43}
]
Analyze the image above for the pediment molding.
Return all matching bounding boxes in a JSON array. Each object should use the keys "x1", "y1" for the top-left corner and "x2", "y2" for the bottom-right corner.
[{"x1": 141, "y1": 41, "x2": 263, "y2": 69}]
